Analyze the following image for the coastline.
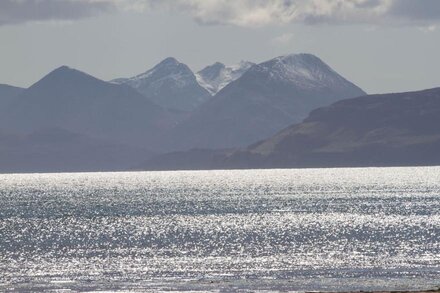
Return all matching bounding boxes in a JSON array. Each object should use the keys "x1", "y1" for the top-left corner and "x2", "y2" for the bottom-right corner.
[{"x1": 305, "y1": 286, "x2": 440, "y2": 293}]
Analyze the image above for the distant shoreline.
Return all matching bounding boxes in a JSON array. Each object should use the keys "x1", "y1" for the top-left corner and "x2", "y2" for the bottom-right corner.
[{"x1": 305, "y1": 287, "x2": 440, "y2": 293}]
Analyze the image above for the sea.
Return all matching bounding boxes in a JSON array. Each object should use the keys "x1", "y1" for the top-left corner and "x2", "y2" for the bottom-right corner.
[{"x1": 0, "y1": 167, "x2": 439, "y2": 292}]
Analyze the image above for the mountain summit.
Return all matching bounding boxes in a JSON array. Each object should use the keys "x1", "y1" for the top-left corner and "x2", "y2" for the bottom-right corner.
[
  {"x1": 196, "y1": 61, "x2": 255, "y2": 95},
  {"x1": 1, "y1": 65, "x2": 176, "y2": 147},
  {"x1": 165, "y1": 53, "x2": 366, "y2": 150},
  {"x1": 256, "y1": 53, "x2": 360, "y2": 90},
  {"x1": 112, "y1": 57, "x2": 211, "y2": 111}
]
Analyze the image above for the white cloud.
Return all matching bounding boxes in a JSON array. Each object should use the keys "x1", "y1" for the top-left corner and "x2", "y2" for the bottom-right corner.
[{"x1": 2, "y1": 0, "x2": 440, "y2": 27}]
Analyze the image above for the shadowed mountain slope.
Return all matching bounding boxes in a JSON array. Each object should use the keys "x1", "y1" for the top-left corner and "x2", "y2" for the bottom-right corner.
[
  {"x1": 0, "y1": 83, "x2": 24, "y2": 109},
  {"x1": 237, "y1": 87, "x2": 440, "y2": 168},
  {"x1": 140, "y1": 87, "x2": 440, "y2": 170},
  {"x1": 0, "y1": 66, "x2": 177, "y2": 148}
]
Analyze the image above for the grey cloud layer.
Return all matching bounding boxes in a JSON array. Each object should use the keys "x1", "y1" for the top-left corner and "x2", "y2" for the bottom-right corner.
[
  {"x1": 2, "y1": 0, "x2": 440, "y2": 27},
  {"x1": 0, "y1": 0, "x2": 115, "y2": 26},
  {"x1": 389, "y1": 0, "x2": 440, "y2": 21}
]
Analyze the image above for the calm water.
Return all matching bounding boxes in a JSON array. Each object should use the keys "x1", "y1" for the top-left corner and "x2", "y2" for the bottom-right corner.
[{"x1": 0, "y1": 167, "x2": 439, "y2": 292}]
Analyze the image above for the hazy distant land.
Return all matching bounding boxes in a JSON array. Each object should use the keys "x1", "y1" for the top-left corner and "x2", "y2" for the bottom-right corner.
[{"x1": 1, "y1": 54, "x2": 440, "y2": 173}]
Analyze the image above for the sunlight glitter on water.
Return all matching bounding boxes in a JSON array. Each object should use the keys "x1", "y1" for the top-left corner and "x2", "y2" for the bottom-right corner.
[{"x1": 0, "y1": 167, "x2": 439, "y2": 292}]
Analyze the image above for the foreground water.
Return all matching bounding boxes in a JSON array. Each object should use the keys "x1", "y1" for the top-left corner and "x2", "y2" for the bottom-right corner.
[{"x1": 0, "y1": 167, "x2": 439, "y2": 292}]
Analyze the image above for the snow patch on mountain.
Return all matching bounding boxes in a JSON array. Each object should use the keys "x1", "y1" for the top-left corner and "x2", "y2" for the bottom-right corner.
[
  {"x1": 111, "y1": 58, "x2": 195, "y2": 90},
  {"x1": 196, "y1": 61, "x2": 255, "y2": 95},
  {"x1": 253, "y1": 53, "x2": 357, "y2": 90}
]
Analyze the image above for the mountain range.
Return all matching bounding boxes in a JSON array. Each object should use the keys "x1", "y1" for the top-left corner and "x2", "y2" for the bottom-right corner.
[
  {"x1": 3, "y1": 53, "x2": 438, "y2": 172},
  {"x1": 164, "y1": 54, "x2": 365, "y2": 150}
]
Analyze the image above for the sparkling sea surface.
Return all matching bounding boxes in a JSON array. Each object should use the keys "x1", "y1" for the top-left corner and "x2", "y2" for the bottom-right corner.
[{"x1": 0, "y1": 167, "x2": 439, "y2": 292}]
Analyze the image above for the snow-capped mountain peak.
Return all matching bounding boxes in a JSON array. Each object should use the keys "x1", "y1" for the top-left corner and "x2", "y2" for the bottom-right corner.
[
  {"x1": 112, "y1": 57, "x2": 195, "y2": 89},
  {"x1": 196, "y1": 60, "x2": 255, "y2": 95},
  {"x1": 252, "y1": 53, "x2": 350, "y2": 89},
  {"x1": 110, "y1": 58, "x2": 211, "y2": 111}
]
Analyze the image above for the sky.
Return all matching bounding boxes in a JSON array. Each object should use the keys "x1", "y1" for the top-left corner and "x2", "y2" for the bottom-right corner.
[{"x1": 0, "y1": 0, "x2": 440, "y2": 94}]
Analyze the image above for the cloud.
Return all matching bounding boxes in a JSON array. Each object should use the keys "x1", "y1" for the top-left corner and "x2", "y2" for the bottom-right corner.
[
  {"x1": 388, "y1": 0, "x2": 440, "y2": 22},
  {"x1": 1, "y1": 0, "x2": 440, "y2": 27},
  {"x1": 145, "y1": 0, "x2": 298, "y2": 27},
  {"x1": 142, "y1": 0, "x2": 440, "y2": 27},
  {"x1": 0, "y1": 0, "x2": 115, "y2": 26}
]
